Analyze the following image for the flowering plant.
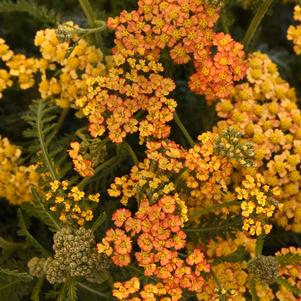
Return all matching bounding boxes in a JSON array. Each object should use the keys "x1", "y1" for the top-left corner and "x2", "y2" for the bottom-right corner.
[{"x1": 0, "y1": 0, "x2": 300, "y2": 300}]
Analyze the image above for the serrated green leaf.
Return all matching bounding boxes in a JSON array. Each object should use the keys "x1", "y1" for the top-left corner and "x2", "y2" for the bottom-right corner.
[{"x1": 17, "y1": 209, "x2": 49, "y2": 256}]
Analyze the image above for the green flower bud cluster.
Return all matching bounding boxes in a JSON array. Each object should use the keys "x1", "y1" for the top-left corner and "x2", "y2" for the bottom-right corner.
[
  {"x1": 214, "y1": 128, "x2": 255, "y2": 168},
  {"x1": 247, "y1": 255, "x2": 279, "y2": 284},
  {"x1": 55, "y1": 24, "x2": 73, "y2": 43},
  {"x1": 28, "y1": 227, "x2": 109, "y2": 284}
]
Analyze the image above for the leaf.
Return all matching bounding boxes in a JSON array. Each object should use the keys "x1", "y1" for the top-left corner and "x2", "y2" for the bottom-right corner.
[
  {"x1": 0, "y1": 0, "x2": 62, "y2": 24},
  {"x1": 277, "y1": 277, "x2": 301, "y2": 296},
  {"x1": 91, "y1": 212, "x2": 107, "y2": 232},
  {"x1": 31, "y1": 277, "x2": 44, "y2": 301},
  {"x1": 185, "y1": 214, "x2": 242, "y2": 242},
  {"x1": 20, "y1": 189, "x2": 59, "y2": 233},
  {"x1": 213, "y1": 246, "x2": 249, "y2": 265},
  {"x1": 0, "y1": 267, "x2": 33, "y2": 301},
  {"x1": 17, "y1": 209, "x2": 49, "y2": 256},
  {"x1": 66, "y1": 278, "x2": 78, "y2": 301},
  {"x1": 0, "y1": 268, "x2": 33, "y2": 282},
  {"x1": 276, "y1": 253, "x2": 301, "y2": 266}
]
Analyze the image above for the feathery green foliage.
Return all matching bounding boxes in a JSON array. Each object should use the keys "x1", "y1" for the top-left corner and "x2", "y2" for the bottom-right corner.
[
  {"x1": 0, "y1": 268, "x2": 33, "y2": 301},
  {"x1": 0, "y1": 0, "x2": 62, "y2": 24},
  {"x1": 21, "y1": 189, "x2": 59, "y2": 232}
]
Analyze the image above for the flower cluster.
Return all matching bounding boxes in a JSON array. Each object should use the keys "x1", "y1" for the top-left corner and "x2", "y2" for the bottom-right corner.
[
  {"x1": 214, "y1": 127, "x2": 255, "y2": 168},
  {"x1": 0, "y1": 136, "x2": 39, "y2": 205},
  {"x1": 0, "y1": 38, "x2": 39, "y2": 97},
  {"x1": 235, "y1": 174, "x2": 281, "y2": 236},
  {"x1": 68, "y1": 137, "x2": 107, "y2": 177},
  {"x1": 287, "y1": 5, "x2": 301, "y2": 54},
  {"x1": 76, "y1": 54, "x2": 177, "y2": 143},
  {"x1": 107, "y1": 0, "x2": 247, "y2": 101},
  {"x1": 275, "y1": 247, "x2": 301, "y2": 301},
  {"x1": 28, "y1": 227, "x2": 109, "y2": 284},
  {"x1": 45, "y1": 180, "x2": 100, "y2": 225},
  {"x1": 98, "y1": 197, "x2": 210, "y2": 299},
  {"x1": 216, "y1": 52, "x2": 301, "y2": 232},
  {"x1": 35, "y1": 22, "x2": 106, "y2": 109}
]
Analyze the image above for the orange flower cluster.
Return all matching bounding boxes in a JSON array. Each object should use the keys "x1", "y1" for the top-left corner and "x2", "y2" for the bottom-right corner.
[
  {"x1": 107, "y1": 0, "x2": 246, "y2": 101},
  {"x1": 216, "y1": 52, "x2": 301, "y2": 232},
  {"x1": 98, "y1": 198, "x2": 210, "y2": 299},
  {"x1": 69, "y1": 142, "x2": 94, "y2": 177},
  {"x1": 76, "y1": 54, "x2": 176, "y2": 143},
  {"x1": 109, "y1": 131, "x2": 253, "y2": 217},
  {"x1": 68, "y1": 138, "x2": 107, "y2": 177}
]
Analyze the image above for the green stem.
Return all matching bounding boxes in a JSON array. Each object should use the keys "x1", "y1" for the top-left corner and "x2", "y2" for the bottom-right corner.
[
  {"x1": 78, "y1": 0, "x2": 103, "y2": 47},
  {"x1": 249, "y1": 279, "x2": 260, "y2": 301},
  {"x1": 78, "y1": 155, "x2": 120, "y2": 189},
  {"x1": 211, "y1": 270, "x2": 226, "y2": 301},
  {"x1": 124, "y1": 142, "x2": 139, "y2": 164},
  {"x1": 242, "y1": 0, "x2": 274, "y2": 50},
  {"x1": 174, "y1": 111, "x2": 195, "y2": 147},
  {"x1": 77, "y1": 282, "x2": 109, "y2": 298},
  {"x1": 37, "y1": 101, "x2": 58, "y2": 181},
  {"x1": 0, "y1": 237, "x2": 28, "y2": 251},
  {"x1": 276, "y1": 277, "x2": 301, "y2": 296},
  {"x1": 48, "y1": 108, "x2": 69, "y2": 142},
  {"x1": 189, "y1": 201, "x2": 241, "y2": 219},
  {"x1": 127, "y1": 265, "x2": 157, "y2": 282},
  {"x1": 79, "y1": 0, "x2": 95, "y2": 27},
  {"x1": 255, "y1": 234, "x2": 266, "y2": 256}
]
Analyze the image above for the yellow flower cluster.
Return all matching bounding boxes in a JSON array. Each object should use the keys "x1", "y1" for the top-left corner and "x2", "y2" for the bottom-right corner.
[
  {"x1": 287, "y1": 5, "x2": 301, "y2": 54},
  {"x1": 0, "y1": 136, "x2": 39, "y2": 205},
  {"x1": 0, "y1": 22, "x2": 106, "y2": 109},
  {"x1": 0, "y1": 38, "x2": 39, "y2": 97},
  {"x1": 216, "y1": 52, "x2": 301, "y2": 233},
  {"x1": 235, "y1": 174, "x2": 280, "y2": 236},
  {"x1": 45, "y1": 180, "x2": 100, "y2": 226},
  {"x1": 35, "y1": 22, "x2": 106, "y2": 109}
]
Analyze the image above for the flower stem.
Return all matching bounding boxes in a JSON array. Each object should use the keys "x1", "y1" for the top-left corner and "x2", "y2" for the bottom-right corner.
[
  {"x1": 78, "y1": 155, "x2": 120, "y2": 189},
  {"x1": 211, "y1": 270, "x2": 226, "y2": 301},
  {"x1": 242, "y1": 0, "x2": 274, "y2": 50},
  {"x1": 124, "y1": 142, "x2": 139, "y2": 164},
  {"x1": 189, "y1": 200, "x2": 241, "y2": 219},
  {"x1": 174, "y1": 111, "x2": 195, "y2": 147},
  {"x1": 77, "y1": 282, "x2": 109, "y2": 298},
  {"x1": 255, "y1": 234, "x2": 266, "y2": 256},
  {"x1": 78, "y1": 0, "x2": 103, "y2": 47}
]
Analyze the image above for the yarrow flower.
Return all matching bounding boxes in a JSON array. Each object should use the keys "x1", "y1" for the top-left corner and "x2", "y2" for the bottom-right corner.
[
  {"x1": 235, "y1": 174, "x2": 281, "y2": 236},
  {"x1": 45, "y1": 180, "x2": 100, "y2": 225},
  {"x1": 107, "y1": 0, "x2": 247, "y2": 102},
  {"x1": 216, "y1": 52, "x2": 301, "y2": 233},
  {"x1": 97, "y1": 197, "x2": 210, "y2": 298},
  {"x1": 0, "y1": 136, "x2": 39, "y2": 205},
  {"x1": 76, "y1": 54, "x2": 176, "y2": 143}
]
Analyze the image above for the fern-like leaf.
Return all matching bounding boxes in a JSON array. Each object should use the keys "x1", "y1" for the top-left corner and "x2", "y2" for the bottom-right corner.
[
  {"x1": 66, "y1": 279, "x2": 78, "y2": 301},
  {"x1": 0, "y1": 0, "x2": 62, "y2": 24},
  {"x1": 22, "y1": 99, "x2": 72, "y2": 181},
  {"x1": 277, "y1": 277, "x2": 301, "y2": 296},
  {"x1": 20, "y1": 188, "x2": 59, "y2": 232},
  {"x1": 276, "y1": 253, "x2": 301, "y2": 265},
  {"x1": 0, "y1": 268, "x2": 33, "y2": 301},
  {"x1": 185, "y1": 214, "x2": 242, "y2": 242},
  {"x1": 17, "y1": 209, "x2": 50, "y2": 256},
  {"x1": 23, "y1": 100, "x2": 60, "y2": 181}
]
